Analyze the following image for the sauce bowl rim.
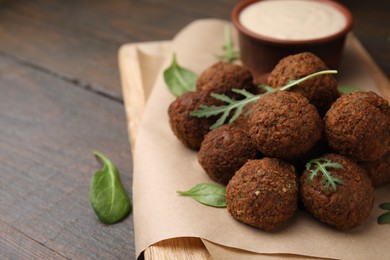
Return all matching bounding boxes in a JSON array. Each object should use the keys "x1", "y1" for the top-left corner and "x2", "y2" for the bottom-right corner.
[{"x1": 232, "y1": 0, "x2": 353, "y2": 46}]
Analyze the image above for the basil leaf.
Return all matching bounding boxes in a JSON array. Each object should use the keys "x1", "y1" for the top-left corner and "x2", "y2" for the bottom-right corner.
[
  {"x1": 163, "y1": 53, "x2": 197, "y2": 97},
  {"x1": 90, "y1": 151, "x2": 131, "y2": 224},
  {"x1": 177, "y1": 183, "x2": 226, "y2": 208},
  {"x1": 338, "y1": 85, "x2": 360, "y2": 94},
  {"x1": 379, "y1": 202, "x2": 390, "y2": 210},
  {"x1": 378, "y1": 211, "x2": 390, "y2": 224}
]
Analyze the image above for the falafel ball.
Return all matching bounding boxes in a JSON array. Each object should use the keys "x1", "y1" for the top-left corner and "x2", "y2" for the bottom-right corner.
[
  {"x1": 226, "y1": 158, "x2": 298, "y2": 231},
  {"x1": 198, "y1": 125, "x2": 258, "y2": 185},
  {"x1": 168, "y1": 91, "x2": 222, "y2": 150},
  {"x1": 359, "y1": 153, "x2": 390, "y2": 188},
  {"x1": 300, "y1": 153, "x2": 374, "y2": 230},
  {"x1": 248, "y1": 91, "x2": 323, "y2": 160},
  {"x1": 267, "y1": 52, "x2": 339, "y2": 116},
  {"x1": 196, "y1": 61, "x2": 254, "y2": 95},
  {"x1": 324, "y1": 91, "x2": 390, "y2": 162}
]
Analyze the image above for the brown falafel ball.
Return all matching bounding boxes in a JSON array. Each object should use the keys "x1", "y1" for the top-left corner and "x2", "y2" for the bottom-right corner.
[
  {"x1": 324, "y1": 91, "x2": 390, "y2": 162},
  {"x1": 248, "y1": 91, "x2": 323, "y2": 160},
  {"x1": 168, "y1": 91, "x2": 221, "y2": 150},
  {"x1": 359, "y1": 153, "x2": 390, "y2": 188},
  {"x1": 301, "y1": 154, "x2": 374, "y2": 230},
  {"x1": 267, "y1": 52, "x2": 339, "y2": 116},
  {"x1": 198, "y1": 125, "x2": 258, "y2": 185},
  {"x1": 226, "y1": 158, "x2": 298, "y2": 231},
  {"x1": 196, "y1": 61, "x2": 254, "y2": 95}
]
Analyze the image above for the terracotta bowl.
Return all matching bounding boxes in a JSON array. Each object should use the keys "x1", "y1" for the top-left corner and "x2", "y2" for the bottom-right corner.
[{"x1": 232, "y1": 0, "x2": 353, "y2": 79}]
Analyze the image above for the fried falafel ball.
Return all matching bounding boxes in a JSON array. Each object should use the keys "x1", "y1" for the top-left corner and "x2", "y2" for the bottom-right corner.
[
  {"x1": 168, "y1": 91, "x2": 222, "y2": 150},
  {"x1": 198, "y1": 125, "x2": 258, "y2": 185},
  {"x1": 196, "y1": 61, "x2": 254, "y2": 95},
  {"x1": 248, "y1": 91, "x2": 323, "y2": 160},
  {"x1": 226, "y1": 158, "x2": 298, "y2": 231},
  {"x1": 324, "y1": 91, "x2": 390, "y2": 162},
  {"x1": 301, "y1": 153, "x2": 374, "y2": 230},
  {"x1": 267, "y1": 52, "x2": 339, "y2": 116},
  {"x1": 359, "y1": 153, "x2": 390, "y2": 188}
]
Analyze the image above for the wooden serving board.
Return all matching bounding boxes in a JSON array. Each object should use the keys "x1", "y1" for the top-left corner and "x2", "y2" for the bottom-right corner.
[
  {"x1": 118, "y1": 37, "x2": 390, "y2": 259},
  {"x1": 118, "y1": 41, "x2": 212, "y2": 259}
]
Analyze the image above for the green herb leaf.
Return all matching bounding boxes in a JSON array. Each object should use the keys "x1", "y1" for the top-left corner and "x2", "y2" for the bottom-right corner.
[
  {"x1": 217, "y1": 25, "x2": 240, "y2": 63},
  {"x1": 177, "y1": 183, "x2": 226, "y2": 208},
  {"x1": 281, "y1": 70, "x2": 338, "y2": 91},
  {"x1": 378, "y1": 211, "x2": 390, "y2": 224},
  {"x1": 306, "y1": 157, "x2": 344, "y2": 192},
  {"x1": 163, "y1": 53, "x2": 197, "y2": 96},
  {"x1": 379, "y1": 202, "x2": 390, "y2": 210},
  {"x1": 191, "y1": 70, "x2": 337, "y2": 129},
  {"x1": 258, "y1": 84, "x2": 275, "y2": 93},
  {"x1": 90, "y1": 151, "x2": 131, "y2": 224},
  {"x1": 378, "y1": 202, "x2": 390, "y2": 224},
  {"x1": 191, "y1": 89, "x2": 259, "y2": 129},
  {"x1": 338, "y1": 85, "x2": 360, "y2": 94}
]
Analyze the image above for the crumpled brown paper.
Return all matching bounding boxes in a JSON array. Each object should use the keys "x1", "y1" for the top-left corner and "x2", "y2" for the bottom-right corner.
[{"x1": 133, "y1": 19, "x2": 389, "y2": 260}]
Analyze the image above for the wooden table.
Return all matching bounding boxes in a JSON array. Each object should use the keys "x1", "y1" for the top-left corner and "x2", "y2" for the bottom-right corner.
[{"x1": 0, "y1": 0, "x2": 389, "y2": 259}]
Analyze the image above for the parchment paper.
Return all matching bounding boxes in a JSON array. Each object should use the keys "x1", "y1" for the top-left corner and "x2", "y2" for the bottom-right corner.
[{"x1": 133, "y1": 19, "x2": 390, "y2": 259}]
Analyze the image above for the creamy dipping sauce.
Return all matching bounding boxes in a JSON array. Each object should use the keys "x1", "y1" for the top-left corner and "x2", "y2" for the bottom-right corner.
[{"x1": 239, "y1": 0, "x2": 347, "y2": 41}]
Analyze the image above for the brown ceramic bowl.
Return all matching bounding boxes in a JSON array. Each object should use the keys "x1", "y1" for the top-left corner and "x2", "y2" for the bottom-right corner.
[{"x1": 232, "y1": 0, "x2": 353, "y2": 79}]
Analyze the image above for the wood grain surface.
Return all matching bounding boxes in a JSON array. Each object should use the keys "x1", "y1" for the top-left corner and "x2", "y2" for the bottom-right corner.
[
  {"x1": 0, "y1": 0, "x2": 389, "y2": 259},
  {"x1": 0, "y1": 55, "x2": 134, "y2": 258}
]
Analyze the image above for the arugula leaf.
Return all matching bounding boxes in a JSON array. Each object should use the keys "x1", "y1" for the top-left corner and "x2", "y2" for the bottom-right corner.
[
  {"x1": 258, "y1": 84, "x2": 275, "y2": 93},
  {"x1": 281, "y1": 70, "x2": 338, "y2": 91},
  {"x1": 163, "y1": 53, "x2": 197, "y2": 96},
  {"x1": 191, "y1": 70, "x2": 337, "y2": 129},
  {"x1": 217, "y1": 25, "x2": 240, "y2": 63},
  {"x1": 191, "y1": 89, "x2": 259, "y2": 129},
  {"x1": 306, "y1": 157, "x2": 344, "y2": 192},
  {"x1": 90, "y1": 151, "x2": 131, "y2": 224},
  {"x1": 177, "y1": 183, "x2": 226, "y2": 208}
]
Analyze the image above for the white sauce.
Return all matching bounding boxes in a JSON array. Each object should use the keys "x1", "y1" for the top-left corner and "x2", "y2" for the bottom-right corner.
[{"x1": 239, "y1": 0, "x2": 347, "y2": 40}]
